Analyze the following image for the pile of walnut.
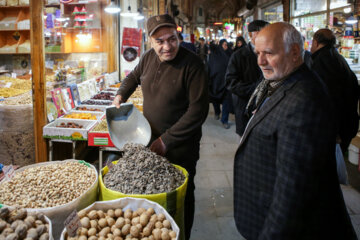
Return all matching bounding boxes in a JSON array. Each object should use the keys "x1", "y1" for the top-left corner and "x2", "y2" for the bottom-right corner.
[
  {"x1": 0, "y1": 207, "x2": 50, "y2": 240},
  {"x1": 69, "y1": 207, "x2": 177, "y2": 240}
]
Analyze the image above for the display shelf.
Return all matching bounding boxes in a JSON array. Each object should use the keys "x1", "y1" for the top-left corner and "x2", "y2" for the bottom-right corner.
[
  {"x1": 0, "y1": 29, "x2": 29, "y2": 31},
  {"x1": 0, "y1": 6, "x2": 29, "y2": 8},
  {"x1": 45, "y1": 4, "x2": 60, "y2": 7},
  {"x1": 0, "y1": 52, "x2": 29, "y2": 54}
]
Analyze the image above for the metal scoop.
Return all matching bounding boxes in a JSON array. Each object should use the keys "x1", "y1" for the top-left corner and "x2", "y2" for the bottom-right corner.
[{"x1": 106, "y1": 103, "x2": 151, "y2": 149}]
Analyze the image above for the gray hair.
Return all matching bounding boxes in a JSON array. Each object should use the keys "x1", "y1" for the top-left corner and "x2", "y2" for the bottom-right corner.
[{"x1": 282, "y1": 22, "x2": 305, "y2": 59}]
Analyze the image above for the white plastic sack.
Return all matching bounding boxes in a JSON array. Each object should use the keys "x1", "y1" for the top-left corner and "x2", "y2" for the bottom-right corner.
[
  {"x1": 60, "y1": 197, "x2": 180, "y2": 240},
  {"x1": 0, "y1": 160, "x2": 98, "y2": 239}
]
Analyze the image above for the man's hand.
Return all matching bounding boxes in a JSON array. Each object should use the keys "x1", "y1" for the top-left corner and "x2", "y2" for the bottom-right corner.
[
  {"x1": 113, "y1": 95, "x2": 123, "y2": 109},
  {"x1": 150, "y1": 137, "x2": 167, "y2": 156}
]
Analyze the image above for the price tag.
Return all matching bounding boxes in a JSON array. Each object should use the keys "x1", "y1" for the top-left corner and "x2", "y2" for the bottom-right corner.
[
  {"x1": 3, "y1": 165, "x2": 15, "y2": 181},
  {"x1": 47, "y1": 113, "x2": 54, "y2": 122},
  {"x1": 64, "y1": 210, "x2": 81, "y2": 237},
  {"x1": 4, "y1": 82, "x2": 12, "y2": 88},
  {"x1": 106, "y1": 159, "x2": 114, "y2": 170},
  {"x1": 11, "y1": 73, "x2": 17, "y2": 79}
]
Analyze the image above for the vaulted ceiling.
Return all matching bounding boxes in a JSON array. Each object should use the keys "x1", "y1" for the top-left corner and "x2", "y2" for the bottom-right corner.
[{"x1": 191, "y1": 0, "x2": 244, "y2": 20}]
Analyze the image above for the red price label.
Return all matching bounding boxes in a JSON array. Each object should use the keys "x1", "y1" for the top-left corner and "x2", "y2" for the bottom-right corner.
[
  {"x1": 3, "y1": 165, "x2": 15, "y2": 181},
  {"x1": 64, "y1": 210, "x2": 81, "y2": 237}
]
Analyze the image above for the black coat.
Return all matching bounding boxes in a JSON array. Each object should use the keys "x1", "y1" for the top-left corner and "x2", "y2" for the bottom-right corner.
[
  {"x1": 234, "y1": 64, "x2": 357, "y2": 240},
  {"x1": 225, "y1": 44, "x2": 262, "y2": 135},
  {"x1": 207, "y1": 45, "x2": 232, "y2": 103},
  {"x1": 311, "y1": 45, "x2": 359, "y2": 151}
]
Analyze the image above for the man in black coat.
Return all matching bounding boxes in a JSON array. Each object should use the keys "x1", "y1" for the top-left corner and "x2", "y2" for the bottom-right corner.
[
  {"x1": 225, "y1": 20, "x2": 268, "y2": 136},
  {"x1": 311, "y1": 28, "x2": 359, "y2": 154},
  {"x1": 234, "y1": 22, "x2": 357, "y2": 240}
]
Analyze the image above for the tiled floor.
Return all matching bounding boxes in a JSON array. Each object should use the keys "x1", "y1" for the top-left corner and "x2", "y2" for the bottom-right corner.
[{"x1": 190, "y1": 108, "x2": 360, "y2": 240}]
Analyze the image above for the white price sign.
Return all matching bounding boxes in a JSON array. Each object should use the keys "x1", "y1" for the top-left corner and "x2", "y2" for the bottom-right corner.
[
  {"x1": 3, "y1": 165, "x2": 15, "y2": 181},
  {"x1": 11, "y1": 73, "x2": 16, "y2": 79},
  {"x1": 64, "y1": 210, "x2": 81, "y2": 237}
]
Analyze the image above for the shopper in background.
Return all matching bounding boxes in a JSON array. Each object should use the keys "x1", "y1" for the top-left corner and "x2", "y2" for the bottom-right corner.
[
  {"x1": 311, "y1": 28, "x2": 359, "y2": 154},
  {"x1": 207, "y1": 39, "x2": 233, "y2": 129},
  {"x1": 178, "y1": 32, "x2": 196, "y2": 53},
  {"x1": 113, "y1": 14, "x2": 209, "y2": 240},
  {"x1": 233, "y1": 36, "x2": 246, "y2": 52},
  {"x1": 234, "y1": 22, "x2": 357, "y2": 240},
  {"x1": 196, "y1": 37, "x2": 208, "y2": 64},
  {"x1": 225, "y1": 20, "x2": 268, "y2": 137}
]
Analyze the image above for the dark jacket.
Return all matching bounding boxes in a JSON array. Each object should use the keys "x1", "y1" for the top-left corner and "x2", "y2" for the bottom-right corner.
[
  {"x1": 225, "y1": 44, "x2": 262, "y2": 135},
  {"x1": 311, "y1": 45, "x2": 359, "y2": 151},
  {"x1": 207, "y1": 42, "x2": 232, "y2": 103},
  {"x1": 234, "y1": 64, "x2": 357, "y2": 240},
  {"x1": 117, "y1": 46, "x2": 209, "y2": 152}
]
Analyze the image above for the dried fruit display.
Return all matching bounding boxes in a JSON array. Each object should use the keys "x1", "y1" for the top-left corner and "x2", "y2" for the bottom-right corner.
[
  {"x1": 104, "y1": 143, "x2": 185, "y2": 195},
  {"x1": 0, "y1": 208, "x2": 50, "y2": 240},
  {"x1": 109, "y1": 83, "x2": 121, "y2": 88},
  {"x1": 63, "y1": 112, "x2": 97, "y2": 120},
  {"x1": 0, "y1": 162, "x2": 97, "y2": 208},
  {"x1": 56, "y1": 122, "x2": 83, "y2": 129},
  {"x1": 81, "y1": 100, "x2": 112, "y2": 106},
  {"x1": 91, "y1": 92, "x2": 115, "y2": 101},
  {"x1": 76, "y1": 106, "x2": 103, "y2": 112},
  {"x1": 0, "y1": 91, "x2": 32, "y2": 105},
  {"x1": 66, "y1": 207, "x2": 177, "y2": 240}
]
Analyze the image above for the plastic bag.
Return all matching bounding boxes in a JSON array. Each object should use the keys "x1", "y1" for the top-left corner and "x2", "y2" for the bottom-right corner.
[{"x1": 336, "y1": 143, "x2": 349, "y2": 185}]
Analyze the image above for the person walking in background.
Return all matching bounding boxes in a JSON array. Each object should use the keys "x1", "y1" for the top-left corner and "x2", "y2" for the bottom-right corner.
[
  {"x1": 234, "y1": 22, "x2": 357, "y2": 240},
  {"x1": 208, "y1": 39, "x2": 233, "y2": 129},
  {"x1": 178, "y1": 33, "x2": 196, "y2": 53},
  {"x1": 310, "y1": 28, "x2": 359, "y2": 155},
  {"x1": 196, "y1": 37, "x2": 208, "y2": 64},
  {"x1": 233, "y1": 36, "x2": 246, "y2": 52},
  {"x1": 113, "y1": 14, "x2": 209, "y2": 240},
  {"x1": 225, "y1": 20, "x2": 268, "y2": 136}
]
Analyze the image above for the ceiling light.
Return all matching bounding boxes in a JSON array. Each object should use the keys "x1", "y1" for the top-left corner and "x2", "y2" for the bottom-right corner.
[
  {"x1": 345, "y1": 15, "x2": 358, "y2": 25},
  {"x1": 105, "y1": 0, "x2": 121, "y2": 14},
  {"x1": 343, "y1": 7, "x2": 352, "y2": 14},
  {"x1": 121, "y1": 5, "x2": 139, "y2": 17}
]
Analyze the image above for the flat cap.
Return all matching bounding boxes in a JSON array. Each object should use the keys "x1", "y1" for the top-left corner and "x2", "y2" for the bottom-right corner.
[
  {"x1": 248, "y1": 20, "x2": 269, "y2": 32},
  {"x1": 147, "y1": 14, "x2": 177, "y2": 36}
]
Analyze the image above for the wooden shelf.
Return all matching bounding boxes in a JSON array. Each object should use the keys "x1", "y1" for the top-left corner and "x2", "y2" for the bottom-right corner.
[
  {"x1": 45, "y1": 4, "x2": 60, "y2": 7},
  {"x1": 0, "y1": 29, "x2": 30, "y2": 31},
  {"x1": 0, "y1": 5, "x2": 29, "y2": 8},
  {"x1": 0, "y1": 52, "x2": 30, "y2": 54}
]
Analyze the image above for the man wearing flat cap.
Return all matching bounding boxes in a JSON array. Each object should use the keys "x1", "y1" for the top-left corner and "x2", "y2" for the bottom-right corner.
[
  {"x1": 225, "y1": 20, "x2": 269, "y2": 137},
  {"x1": 113, "y1": 14, "x2": 209, "y2": 240}
]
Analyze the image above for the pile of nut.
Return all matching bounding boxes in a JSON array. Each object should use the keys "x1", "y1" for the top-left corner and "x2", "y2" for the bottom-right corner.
[
  {"x1": 103, "y1": 143, "x2": 185, "y2": 195},
  {"x1": 69, "y1": 207, "x2": 177, "y2": 240},
  {"x1": 0, "y1": 91, "x2": 32, "y2": 105},
  {"x1": 0, "y1": 208, "x2": 50, "y2": 240},
  {"x1": 0, "y1": 162, "x2": 97, "y2": 208},
  {"x1": 91, "y1": 119, "x2": 108, "y2": 132}
]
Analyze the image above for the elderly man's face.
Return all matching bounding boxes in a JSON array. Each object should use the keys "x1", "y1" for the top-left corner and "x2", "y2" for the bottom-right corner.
[
  {"x1": 150, "y1": 27, "x2": 179, "y2": 62},
  {"x1": 255, "y1": 33, "x2": 295, "y2": 81}
]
